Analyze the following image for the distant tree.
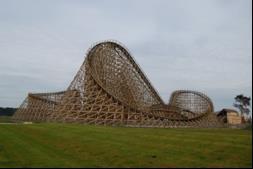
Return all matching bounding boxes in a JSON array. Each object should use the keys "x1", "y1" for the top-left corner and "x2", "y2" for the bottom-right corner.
[
  {"x1": 233, "y1": 94, "x2": 251, "y2": 119},
  {"x1": 0, "y1": 107, "x2": 17, "y2": 116},
  {"x1": 247, "y1": 116, "x2": 252, "y2": 124}
]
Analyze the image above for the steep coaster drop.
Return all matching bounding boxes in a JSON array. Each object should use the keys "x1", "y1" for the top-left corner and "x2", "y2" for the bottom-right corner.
[{"x1": 12, "y1": 41, "x2": 224, "y2": 127}]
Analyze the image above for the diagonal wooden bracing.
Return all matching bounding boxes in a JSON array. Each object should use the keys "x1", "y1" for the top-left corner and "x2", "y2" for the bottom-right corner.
[
  {"x1": 12, "y1": 40, "x2": 224, "y2": 127},
  {"x1": 12, "y1": 91, "x2": 66, "y2": 122}
]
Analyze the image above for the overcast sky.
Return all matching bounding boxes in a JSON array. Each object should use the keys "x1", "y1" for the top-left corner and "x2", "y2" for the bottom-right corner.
[{"x1": 0, "y1": 0, "x2": 252, "y2": 113}]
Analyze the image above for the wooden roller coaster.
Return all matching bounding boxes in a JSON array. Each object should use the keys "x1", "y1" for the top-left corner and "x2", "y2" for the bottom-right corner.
[{"x1": 12, "y1": 40, "x2": 223, "y2": 127}]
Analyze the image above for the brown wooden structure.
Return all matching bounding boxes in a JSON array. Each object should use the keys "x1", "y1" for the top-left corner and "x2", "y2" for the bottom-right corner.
[
  {"x1": 12, "y1": 41, "x2": 223, "y2": 127},
  {"x1": 217, "y1": 109, "x2": 241, "y2": 125}
]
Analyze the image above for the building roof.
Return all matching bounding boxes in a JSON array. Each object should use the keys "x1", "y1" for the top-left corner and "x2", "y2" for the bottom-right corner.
[
  {"x1": 222, "y1": 108, "x2": 239, "y2": 113},
  {"x1": 217, "y1": 108, "x2": 240, "y2": 116}
]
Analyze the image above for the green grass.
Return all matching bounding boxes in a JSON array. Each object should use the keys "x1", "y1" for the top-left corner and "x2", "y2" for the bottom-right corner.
[
  {"x1": 0, "y1": 116, "x2": 13, "y2": 123},
  {"x1": 0, "y1": 123, "x2": 252, "y2": 168}
]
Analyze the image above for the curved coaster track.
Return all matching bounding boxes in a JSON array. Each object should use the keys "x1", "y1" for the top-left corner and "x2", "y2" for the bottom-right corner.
[{"x1": 12, "y1": 41, "x2": 223, "y2": 127}]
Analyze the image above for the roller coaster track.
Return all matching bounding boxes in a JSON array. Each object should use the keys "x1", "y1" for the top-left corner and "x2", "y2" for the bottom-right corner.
[{"x1": 12, "y1": 40, "x2": 224, "y2": 127}]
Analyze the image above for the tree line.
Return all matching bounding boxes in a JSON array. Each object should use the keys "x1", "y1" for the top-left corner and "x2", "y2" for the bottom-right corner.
[{"x1": 0, "y1": 107, "x2": 17, "y2": 116}]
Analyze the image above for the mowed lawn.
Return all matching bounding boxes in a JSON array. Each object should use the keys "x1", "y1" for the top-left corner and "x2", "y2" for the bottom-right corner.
[{"x1": 0, "y1": 123, "x2": 252, "y2": 168}]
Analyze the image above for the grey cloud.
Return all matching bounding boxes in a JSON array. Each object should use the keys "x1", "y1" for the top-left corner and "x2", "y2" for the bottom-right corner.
[{"x1": 0, "y1": 0, "x2": 251, "y2": 113}]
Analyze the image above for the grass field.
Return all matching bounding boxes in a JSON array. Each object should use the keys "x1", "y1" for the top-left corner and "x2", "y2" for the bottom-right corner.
[
  {"x1": 0, "y1": 123, "x2": 252, "y2": 168},
  {"x1": 0, "y1": 116, "x2": 12, "y2": 123}
]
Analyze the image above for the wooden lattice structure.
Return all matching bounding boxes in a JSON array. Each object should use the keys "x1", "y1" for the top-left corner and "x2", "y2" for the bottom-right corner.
[
  {"x1": 13, "y1": 91, "x2": 65, "y2": 122},
  {"x1": 12, "y1": 41, "x2": 223, "y2": 127}
]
